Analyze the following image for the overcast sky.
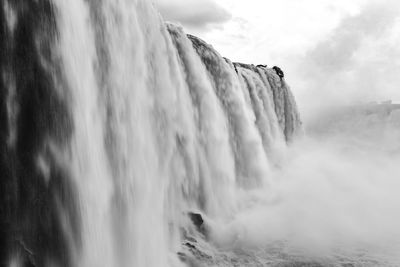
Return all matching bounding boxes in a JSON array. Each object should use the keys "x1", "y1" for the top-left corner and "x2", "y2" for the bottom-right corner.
[{"x1": 154, "y1": 0, "x2": 400, "y2": 120}]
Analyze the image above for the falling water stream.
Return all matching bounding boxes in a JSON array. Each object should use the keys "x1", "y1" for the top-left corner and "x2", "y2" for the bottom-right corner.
[
  {"x1": 2, "y1": 1, "x2": 400, "y2": 267},
  {"x1": 55, "y1": 1, "x2": 299, "y2": 265}
]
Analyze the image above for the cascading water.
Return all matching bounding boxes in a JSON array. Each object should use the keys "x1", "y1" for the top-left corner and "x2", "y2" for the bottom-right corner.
[
  {"x1": 0, "y1": 0, "x2": 301, "y2": 266},
  {"x1": 3, "y1": 0, "x2": 400, "y2": 266}
]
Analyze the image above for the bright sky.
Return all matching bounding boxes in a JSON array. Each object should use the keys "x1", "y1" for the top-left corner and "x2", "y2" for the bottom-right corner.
[{"x1": 154, "y1": 0, "x2": 400, "y2": 120}]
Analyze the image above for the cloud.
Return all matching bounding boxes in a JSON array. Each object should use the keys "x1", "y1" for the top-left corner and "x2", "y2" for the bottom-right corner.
[
  {"x1": 294, "y1": 1, "x2": 400, "y2": 121},
  {"x1": 154, "y1": 0, "x2": 232, "y2": 30},
  {"x1": 307, "y1": 2, "x2": 399, "y2": 72},
  {"x1": 191, "y1": 0, "x2": 362, "y2": 66}
]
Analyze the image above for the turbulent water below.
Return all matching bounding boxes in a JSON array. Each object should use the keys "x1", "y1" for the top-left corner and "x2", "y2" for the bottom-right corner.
[{"x1": 1, "y1": 1, "x2": 399, "y2": 267}]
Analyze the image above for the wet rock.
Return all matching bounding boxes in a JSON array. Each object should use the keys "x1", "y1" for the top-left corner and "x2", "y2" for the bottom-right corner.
[
  {"x1": 273, "y1": 66, "x2": 284, "y2": 79},
  {"x1": 188, "y1": 212, "x2": 204, "y2": 229},
  {"x1": 186, "y1": 236, "x2": 197, "y2": 243},
  {"x1": 185, "y1": 242, "x2": 196, "y2": 249},
  {"x1": 188, "y1": 212, "x2": 209, "y2": 238},
  {"x1": 177, "y1": 251, "x2": 186, "y2": 260}
]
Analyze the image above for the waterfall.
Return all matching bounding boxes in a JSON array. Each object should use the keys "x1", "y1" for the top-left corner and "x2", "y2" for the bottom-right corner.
[{"x1": 0, "y1": 1, "x2": 301, "y2": 267}]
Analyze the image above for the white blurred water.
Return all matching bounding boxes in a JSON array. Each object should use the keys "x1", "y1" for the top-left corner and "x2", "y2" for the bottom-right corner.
[
  {"x1": 52, "y1": 0, "x2": 299, "y2": 266},
  {"x1": 50, "y1": 0, "x2": 400, "y2": 266}
]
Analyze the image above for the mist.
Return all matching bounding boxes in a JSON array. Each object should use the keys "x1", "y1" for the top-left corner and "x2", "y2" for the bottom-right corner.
[
  {"x1": 2, "y1": 1, "x2": 399, "y2": 266},
  {"x1": 202, "y1": 103, "x2": 400, "y2": 266},
  {"x1": 292, "y1": 0, "x2": 400, "y2": 124}
]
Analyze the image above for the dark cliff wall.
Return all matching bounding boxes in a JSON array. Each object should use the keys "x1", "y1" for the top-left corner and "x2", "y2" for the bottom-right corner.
[{"x1": 0, "y1": 2, "x2": 79, "y2": 266}]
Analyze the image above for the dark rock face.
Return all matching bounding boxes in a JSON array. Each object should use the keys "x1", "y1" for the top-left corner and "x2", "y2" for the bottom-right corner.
[
  {"x1": 188, "y1": 212, "x2": 204, "y2": 230},
  {"x1": 188, "y1": 212, "x2": 209, "y2": 238},
  {"x1": 273, "y1": 66, "x2": 284, "y2": 79},
  {"x1": 0, "y1": 1, "x2": 79, "y2": 266}
]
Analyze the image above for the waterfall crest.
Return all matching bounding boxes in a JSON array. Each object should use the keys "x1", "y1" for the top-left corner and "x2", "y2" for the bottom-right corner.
[{"x1": 0, "y1": 1, "x2": 301, "y2": 266}]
